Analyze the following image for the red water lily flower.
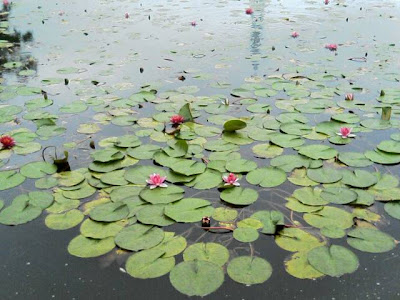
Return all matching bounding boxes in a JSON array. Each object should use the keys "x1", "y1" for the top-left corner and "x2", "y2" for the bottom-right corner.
[
  {"x1": 345, "y1": 93, "x2": 354, "y2": 101},
  {"x1": 191, "y1": 21, "x2": 197, "y2": 26},
  {"x1": 146, "y1": 173, "x2": 168, "y2": 189},
  {"x1": 170, "y1": 114, "x2": 185, "y2": 125},
  {"x1": 0, "y1": 135, "x2": 16, "y2": 149},
  {"x1": 325, "y1": 43, "x2": 338, "y2": 51},
  {"x1": 337, "y1": 127, "x2": 356, "y2": 139},
  {"x1": 245, "y1": 8, "x2": 254, "y2": 15},
  {"x1": 324, "y1": 0, "x2": 329, "y2": 4},
  {"x1": 291, "y1": 31, "x2": 299, "y2": 38},
  {"x1": 223, "y1": 173, "x2": 240, "y2": 186}
]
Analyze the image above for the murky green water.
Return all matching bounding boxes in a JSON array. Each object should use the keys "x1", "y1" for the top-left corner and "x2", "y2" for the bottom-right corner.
[{"x1": 1, "y1": 0, "x2": 400, "y2": 299}]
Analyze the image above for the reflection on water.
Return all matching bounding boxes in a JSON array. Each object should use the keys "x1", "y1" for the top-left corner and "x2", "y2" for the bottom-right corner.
[
  {"x1": 249, "y1": 0, "x2": 267, "y2": 73},
  {"x1": 0, "y1": 3, "x2": 36, "y2": 77}
]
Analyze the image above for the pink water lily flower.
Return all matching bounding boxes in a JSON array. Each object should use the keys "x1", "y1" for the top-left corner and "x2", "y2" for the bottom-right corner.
[
  {"x1": 125, "y1": 12, "x2": 129, "y2": 19},
  {"x1": 291, "y1": 31, "x2": 299, "y2": 38},
  {"x1": 337, "y1": 127, "x2": 356, "y2": 139},
  {"x1": 146, "y1": 173, "x2": 168, "y2": 189},
  {"x1": 191, "y1": 21, "x2": 197, "y2": 26},
  {"x1": 324, "y1": 0, "x2": 329, "y2": 4},
  {"x1": 345, "y1": 93, "x2": 354, "y2": 101},
  {"x1": 170, "y1": 114, "x2": 185, "y2": 125},
  {"x1": 3, "y1": 0, "x2": 9, "y2": 6},
  {"x1": 223, "y1": 173, "x2": 240, "y2": 186},
  {"x1": 245, "y1": 8, "x2": 254, "y2": 15},
  {"x1": 0, "y1": 135, "x2": 15, "y2": 149},
  {"x1": 325, "y1": 43, "x2": 338, "y2": 51}
]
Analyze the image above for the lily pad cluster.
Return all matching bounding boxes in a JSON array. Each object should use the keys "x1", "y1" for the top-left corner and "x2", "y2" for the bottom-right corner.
[{"x1": 1, "y1": 0, "x2": 400, "y2": 297}]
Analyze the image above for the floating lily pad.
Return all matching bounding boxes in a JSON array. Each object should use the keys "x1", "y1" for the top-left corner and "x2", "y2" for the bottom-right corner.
[
  {"x1": 285, "y1": 252, "x2": 324, "y2": 279},
  {"x1": 67, "y1": 235, "x2": 115, "y2": 258},
  {"x1": 251, "y1": 210, "x2": 284, "y2": 234},
  {"x1": 307, "y1": 167, "x2": 342, "y2": 184},
  {"x1": 115, "y1": 224, "x2": 164, "y2": 251},
  {"x1": 0, "y1": 170, "x2": 25, "y2": 191},
  {"x1": 169, "y1": 261, "x2": 224, "y2": 297},
  {"x1": 227, "y1": 256, "x2": 272, "y2": 285},
  {"x1": 183, "y1": 242, "x2": 229, "y2": 267},
  {"x1": 307, "y1": 245, "x2": 359, "y2": 277},
  {"x1": 220, "y1": 187, "x2": 258, "y2": 205},
  {"x1": 212, "y1": 207, "x2": 238, "y2": 222},
  {"x1": 298, "y1": 145, "x2": 338, "y2": 160},
  {"x1": 89, "y1": 202, "x2": 129, "y2": 222},
  {"x1": 341, "y1": 169, "x2": 378, "y2": 188},
  {"x1": 45, "y1": 209, "x2": 84, "y2": 230},
  {"x1": 304, "y1": 206, "x2": 353, "y2": 229},
  {"x1": 233, "y1": 227, "x2": 259, "y2": 242},
  {"x1": 20, "y1": 161, "x2": 57, "y2": 179},
  {"x1": 275, "y1": 228, "x2": 324, "y2": 252},
  {"x1": 164, "y1": 198, "x2": 214, "y2": 222},
  {"x1": 246, "y1": 167, "x2": 286, "y2": 187},
  {"x1": 347, "y1": 228, "x2": 396, "y2": 253},
  {"x1": 136, "y1": 204, "x2": 175, "y2": 226},
  {"x1": 140, "y1": 185, "x2": 184, "y2": 204},
  {"x1": 320, "y1": 187, "x2": 358, "y2": 204},
  {"x1": 126, "y1": 248, "x2": 175, "y2": 279}
]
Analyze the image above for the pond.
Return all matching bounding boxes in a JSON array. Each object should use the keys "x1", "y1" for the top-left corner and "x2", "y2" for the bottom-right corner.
[{"x1": 1, "y1": 0, "x2": 400, "y2": 298}]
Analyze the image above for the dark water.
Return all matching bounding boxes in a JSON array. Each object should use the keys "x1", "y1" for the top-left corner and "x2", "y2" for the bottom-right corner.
[{"x1": 1, "y1": 0, "x2": 400, "y2": 299}]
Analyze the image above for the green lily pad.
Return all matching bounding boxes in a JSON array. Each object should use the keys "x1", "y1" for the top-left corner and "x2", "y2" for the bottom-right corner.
[
  {"x1": 306, "y1": 167, "x2": 342, "y2": 183},
  {"x1": 0, "y1": 170, "x2": 25, "y2": 191},
  {"x1": 139, "y1": 185, "x2": 184, "y2": 204},
  {"x1": 338, "y1": 152, "x2": 373, "y2": 167},
  {"x1": 124, "y1": 165, "x2": 166, "y2": 184},
  {"x1": 212, "y1": 207, "x2": 238, "y2": 222},
  {"x1": 220, "y1": 187, "x2": 258, "y2": 205},
  {"x1": 307, "y1": 245, "x2": 359, "y2": 277},
  {"x1": 0, "y1": 196, "x2": 42, "y2": 225},
  {"x1": 233, "y1": 227, "x2": 259, "y2": 242},
  {"x1": 126, "y1": 248, "x2": 175, "y2": 279},
  {"x1": 320, "y1": 187, "x2": 358, "y2": 204},
  {"x1": 223, "y1": 119, "x2": 247, "y2": 132},
  {"x1": 45, "y1": 209, "x2": 84, "y2": 230},
  {"x1": 226, "y1": 159, "x2": 257, "y2": 173},
  {"x1": 170, "y1": 159, "x2": 206, "y2": 176},
  {"x1": 80, "y1": 219, "x2": 125, "y2": 239},
  {"x1": 185, "y1": 169, "x2": 222, "y2": 189},
  {"x1": 183, "y1": 242, "x2": 229, "y2": 267},
  {"x1": 152, "y1": 232, "x2": 187, "y2": 258},
  {"x1": 384, "y1": 201, "x2": 400, "y2": 220},
  {"x1": 89, "y1": 202, "x2": 129, "y2": 222},
  {"x1": 169, "y1": 261, "x2": 224, "y2": 297},
  {"x1": 347, "y1": 228, "x2": 396, "y2": 253},
  {"x1": 251, "y1": 210, "x2": 285, "y2": 234},
  {"x1": 275, "y1": 228, "x2": 324, "y2": 252},
  {"x1": 227, "y1": 256, "x2": 272, "y2": 285},
  {"x1": 246, "y1": 167, "x2": 287, "y2": 187},
  {"x1": 285, "y1": 252, "x2": 324, "y2": 279},
  {"x1": 164, "y1": 198, "x2": 214, "y2": 223},
  {"x1": 115, "y1": 224, "x2": 164, "y2": 251},
  {"x1": 136, "y1": 204, "x2": 175, "y2": 226},
  {"x1": 304, "y1": 206, "x2": 353, "y2": 229},
  {"x1": 298, "y1": 145, "x2": 338, "y2": 160},
  {"x1": 67, "y1": 235, "x2": 115, "y2": 258},
  {"x1": 20, "y1": 161, "x2": 57, "y2": 179},
  {"x1": 293, "y1": 187, "x2": 328, "y2": 206},
  {"x1": 365, "y1": 150, "x2": 400, "y2": 164},
  {"x1": 341, "y1": 169, "x2": 378, "y2": 188}
]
